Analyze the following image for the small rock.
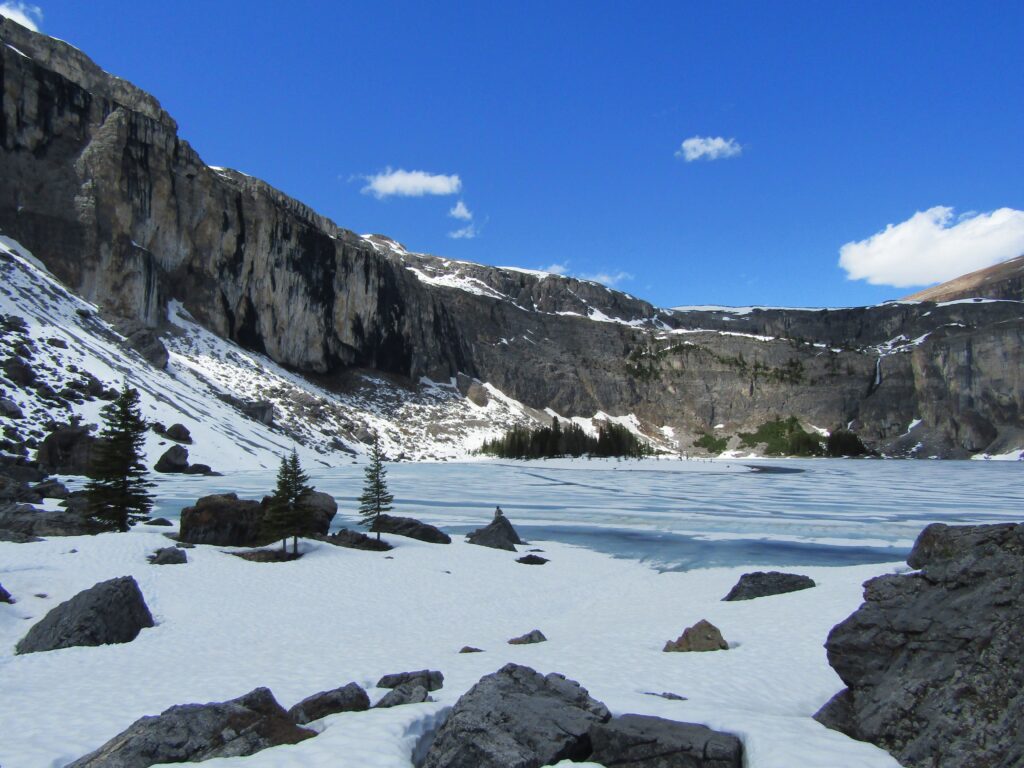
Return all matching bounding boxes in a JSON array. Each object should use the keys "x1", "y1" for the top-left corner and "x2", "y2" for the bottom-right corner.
[
  {"x1": 722, "y1": 571, "x2": 816, "y2": 601},
  {"x1": 154, "y1": 444, "x2": 190, "y2": 473},
  {"x1": 143, "y1": 517, "x2": 173, "y2": 526},
  {"x1": 466, "y1": 506, "x2": 524, "y2": 551},
  {"x1": 66, "y1": 687, "x2": 314, "y2": 767},
  {"x1": 377, "y1": 669, "x2": 444, "y2": 692},
  {"x1": 508, "y1": 629, "x2": 547, "y2": 645},
  {"x1": 663, "y1": 619, "x2": 728, "y2": 652},
  {"x1": 322, "y1": 528, "x2": 393, "y2": 551},
  {"x1": 0, "y1": 582, "x2": 12, "y2": 603},
  {"x1": 288, "y1": 682, "x2": 369, "y2": 724},
  {"x1": 516, "y1": 554, "x2": 548, "y2": 565},
  {"x1": 588, "y1": 714, "x2": 744, "y2": 768},
  {"x1": 459, "y1": 646, "x2": 483, "y2": 653},
  {"x1": 371, "y1": 513, "x2": 451, "y2": 544},
  {"x1": 0, "y1": 397, "x2": 23, "y2": 419},
  {"x1": 185, "y1": 463, "x2": 215, "y2": 475},
  {"x1": 165, "y1": 423, "x2": 192, "y2": 443},
  {"x1": 643, "y1": 691, "x2": 688, "y2": 701},
  {"x1": 15, "y1": 576, "x2": 154, "y2": 654},
  {"x1": 374, "y1": 683, "x2": 431, "y2": 708},
  {"x1": 148, "y1": 546, "x2": 187, "y2": 565}
]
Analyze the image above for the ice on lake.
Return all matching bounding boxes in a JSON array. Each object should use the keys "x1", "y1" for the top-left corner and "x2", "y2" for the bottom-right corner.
[{"x1": 132, "y1": 457, "x2": 1024, "y2": 570}]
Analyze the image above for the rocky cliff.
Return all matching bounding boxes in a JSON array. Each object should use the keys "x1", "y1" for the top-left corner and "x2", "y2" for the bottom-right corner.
[{"x1": 1, "y1": 16, "x2": 1021, "y2": 459}]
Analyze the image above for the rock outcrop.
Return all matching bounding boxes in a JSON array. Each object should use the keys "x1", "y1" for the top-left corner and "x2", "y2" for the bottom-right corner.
[
  {"x1": 371, "y1": 514, "x2": 451, "y2": 544},
  {"x1": 67, "y1": 687, "x2": 315, "y2": 767},
  {"x1": 815, "y1": 522, "x2": 1024, "y2": 768},
  {"x1": 16, "y1": 575, "x2": 154, "y2": 654},
  {"x1": 466, "y1": 508, "x2": 524, "y2": 551},
  {"x1": 288, "y1": 682, "x2": 369, "y2": 724},
  {"x1": 663, "y1": 620, "x2": 728, "y2": 652},
  {"x1": 722, "y1": 571, "x2": 815, "y2": 601},
  {"x1": 588, "y1": 714, "x2": 744, "y2": 768},
  {"x1": 421, "y1": 663, "x2": 610, "y2": 768},
  {"x1": 0, "y1": 17, "x2": 1020, "y2": 459}
]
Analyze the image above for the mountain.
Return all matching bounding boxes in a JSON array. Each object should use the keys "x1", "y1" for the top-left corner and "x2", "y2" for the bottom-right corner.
[
  {"x1": 0, "y1": 16, "x2": 1021, "y2": 461},
  {"x1": 903, "y1": 255, "x2": 1024, "y2": 303}
]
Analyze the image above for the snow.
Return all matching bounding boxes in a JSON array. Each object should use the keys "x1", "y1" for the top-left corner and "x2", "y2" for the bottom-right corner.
[{"x1": 4, "y1": 458, "x2": 1023, "y2": 767}]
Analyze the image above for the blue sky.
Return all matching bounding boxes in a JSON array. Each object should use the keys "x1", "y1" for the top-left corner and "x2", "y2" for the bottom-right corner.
[{"x1": 7, "y1": 1, "x2": 1024, "y2": 308}]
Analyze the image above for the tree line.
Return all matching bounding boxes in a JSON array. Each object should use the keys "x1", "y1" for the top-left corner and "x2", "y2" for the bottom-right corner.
[{"x1": 478, "y1": 418, "x2": 652, "y2": 459}]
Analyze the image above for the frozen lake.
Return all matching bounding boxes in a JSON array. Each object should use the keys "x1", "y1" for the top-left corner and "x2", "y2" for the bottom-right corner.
[{"x1": 129, "y1": 457, "x2": 1024, "y2": 571}]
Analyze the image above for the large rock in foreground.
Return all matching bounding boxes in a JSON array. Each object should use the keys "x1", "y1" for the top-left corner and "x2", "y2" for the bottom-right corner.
[
  {"x1": 16, "y1": 576, "x2": 154, "y2": 654},
  {"x1": 722, "y1": 571, "x2": 815, "y2": 601},
  {"x1": 371, "y1": 514, "x2": 451, "y2": 544},
  {"x1": 67, "y1": 687, "x2": 315, "y2": 767},
  {"x1": 815, "y1": 522, "x2": 1024, "y2": 768},
  {"x1": 179, "y1": 493, "x2": 264, "y2": 546},
  {"x1": 422, "y1": 663, "x2": 610, "y2": 768},
  {"x1": 589, "y1": 714, "x2": 743, "y2": 768},
  {"x1": 466, "y1": 508, "x2": 524, "y2": 551}
]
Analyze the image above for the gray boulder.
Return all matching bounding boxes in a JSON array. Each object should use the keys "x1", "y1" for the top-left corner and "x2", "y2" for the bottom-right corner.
[
  {"x1": 722, "y1": 571, "x2": 816, "y2": 601},
  {"x1": 466, "y1": 508, "x2": 524, "y2": 551},
  {"x1": 0, "y1": 474, "x2": 41, "y2": 503},
  {"x1": 36, "y1": 424, "x2": 98, "y2": 475},
  {"x1": 516, "y1": 554, "x2": 548, "y2": 565},
  {"x1": 508, "y1": 629, "x2": 547, "y2": 645},
  {"x1": 0, "y1": 581, "x2": 11, "y2": 603},
  {"x1": 374, "y1": 683, "x2": 432, "y2": 708},
  {"x1": 32, "y1": 478, "x2": 69, "y2": 499},
  {"x1": 0, "y1": 453, "x2": 47, "y2": 483},
  {"x1": 67, "y1": 687, "x2": 315, "y2": 767},
  {"x1": 377, "y1": 669, "x2": 444, "y2": 692},
  {"x1": 143, "y1": 517, "x2": 173, "y2": 526},
  {"x1": 154, "y1": 444, "x2": 190, "y2": 473},
  {"x1": 421, "y1": 663, "x2": 610, "y2": 768},
  {"x1": 179, "y1": 493, "x2": 264, "y2": 546},
  {"x1": 322, "y1": 528, "x2": 393, "y2": 551},
  {"x1": 0, "y1": 396, "x2": 23, "y2": 418},
  {"x1": 372, "y1": 513, "x2": 451, "y2": 544},
  {"x1": 588, "y1": 714, "x2": 744, "y2": 768},
  {"x1": 815, "y1": 522, "x2": 1024, "y2": 768},
  {"x1": 164, "y1": 423, "x2": 192, "y2": 443},
  {"x1": 288, "y1": 682, "x2": 369, "y2": 724},
  {"x1": 0, "y1": 500, "x2": 100, "y2": 537},
  {"x1": 663, "y1": 620, "x2": 728, "y2": 652},
  {"x1": 303, "y1": 490, "x2": 338, "y2": 534},
  {"x1": 148, "y1": 546, "x2": 187, "y2": 565},
  {"x1": 15, "y1": 575, "x2": 154, "y2": 654}
]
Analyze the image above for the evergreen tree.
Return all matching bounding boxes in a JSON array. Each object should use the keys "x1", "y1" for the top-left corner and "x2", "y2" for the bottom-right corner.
[
  {"x1": 262, "y1": 449, "x2": 314, "y2": 554},
  {"x1": 358, "y1": 435, "x2": 393, "y2": 540},
  {"x1": 83, "y1": 384, "x2": 154, "y2": 531}
]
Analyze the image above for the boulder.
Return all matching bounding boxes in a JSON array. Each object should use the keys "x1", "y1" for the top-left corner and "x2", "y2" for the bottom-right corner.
[
  {"x1": 288, "y1": 682, "x2": 369, "y2": 724},
  {"x1": 0, "y1": 581, "x2": 11, "y2": 603},
  {"x1": 36, "y1": 424, "x2": 98, "y2": 475},
  {"x1": 722, "y1": 571, "x2": 816, "y2": 601},
  {"x1": 588, "y1": 714, "x2": 744, "y2": 768},
  {"x1": 179, "y1": 493, "x2": 264, "y2": 546},
  {"x1": 0, "y1": 453, "x2": 47, "y2": 483},
  {"x1": 663, "y1": 619, "x2": 728, "y2": 652},
  {"x1": 508, "y1": 629, "x2": 547, "y2": 645},
  {"x1": 421, "y1": 663, "x2": 610, "y2": 768},
  {"x1": 459, "y1": 646, "x2": 483, "y2": 654},
  {"x1": 154, "y1": 445, "x2": 190, "y2": 473},
  {"x1": 32, "y1": 478, "x2": 69, "y2": 499},
  {"x1": 121, "y1": 324, "x2": 170, "y2": 370},
  {"x1": 184, "y1": 463, "x2": 215, "y2": 475},
  {"x1": 371, "y1": 513, "x2": 451, "y2": 544},
  {"x1": 814, "y1": 522, "x2": 1024, "y2": 768},
  {"x1": 374, "y1": 683, "x2": 432, "y2": 708},
  {"x1": 241, "y1": 400, "x2": 276, "y2": 425},
  {"x1": 148, "y1": 546, "x2": 187, "y2": 565},
  {"x1": 66, "y1": 687, "x2": 315, "y2": 767},
  {"x1": 0, "y1": 501, "x2": 100, "y2": 537},
  {"x1": 0, "y1": 396, "x2": 23, "y2": 418},
  {"x1": 15, "y1": 576, "x2": 154, "y2": 654},
  {"x1": 0, "y1": 527, "x2": 41, "y2": 542},
  {"x1": 2, "y1": 356, "x2": 35, "y2": 386},
  {"x1": 303, "y1": 490, "x2": 338, "y2": 534},
  {"x1": 516, "y1": 554, "x2": 548, "y2": 565},
  {"x1": 377, "y1": 669, "x2": 444, "y2": 692},
  {"x1": 164, "y1": 423, "x2": 192, "y2": 443},
  {"x1": 0, "y1": 474, "x2": 41, "y2": 503},
  {"x1": 322, "y1": 528, "x2": 393, "y2": 551},
  {"x1": 466, "y1": 507, "x2": 524, "y2": 551},
  {"x1": 143, "y1": 517, "x2": 173, "y2": 526}
]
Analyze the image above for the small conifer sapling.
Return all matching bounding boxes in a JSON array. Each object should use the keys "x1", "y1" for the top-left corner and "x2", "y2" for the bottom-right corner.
[
  {"x1": 358, "y1": 435, "x2": 393, "y2": 540},
  {"x1": 262, "y1": 449, "x2": 315, "y2": 554}
]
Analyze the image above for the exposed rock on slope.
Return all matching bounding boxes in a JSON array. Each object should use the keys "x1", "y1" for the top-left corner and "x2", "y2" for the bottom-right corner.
[
  {"x1": 815, "y1": 522, "x2": 1024, "y2": 768},
  {"x1": 904, "y1": 255, "x2": 1024, "y2": 302}
]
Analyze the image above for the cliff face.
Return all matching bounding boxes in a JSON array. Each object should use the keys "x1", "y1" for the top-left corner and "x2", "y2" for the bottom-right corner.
[{"x1": 1, "y1": 17, "x2": 1021, "y2": 458}]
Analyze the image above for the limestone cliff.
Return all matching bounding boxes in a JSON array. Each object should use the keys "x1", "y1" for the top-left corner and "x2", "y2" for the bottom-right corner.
[{"x1": 1, "y1": 16, "x2": 1021, "y2": 458}]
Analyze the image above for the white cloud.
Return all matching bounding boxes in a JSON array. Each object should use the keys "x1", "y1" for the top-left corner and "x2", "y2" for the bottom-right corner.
[
  {"x1": 0, "y1": 2, "x2": 43, "y2": 31},
  {"x1": 361, "y1": 167, "x2": 461, "y2": 199},
  {"x1": 580, "y1": 270, "x2": 633, "y2": 287},
  {"x1": 675, "y1": 136, "x2": 742, "y2": 162},
  {"x1": 839, "y1": 206, "x2": 1024, "y2": 287},
  {"x1": 449, "y1": 200, "x2": 472, "y2": 221},
  {"x1": 448, "y1": 224, "x2": 477, "y2": 240},
  {"x1": 541, "y1": 263, "x2": 569, "y2": 276}
]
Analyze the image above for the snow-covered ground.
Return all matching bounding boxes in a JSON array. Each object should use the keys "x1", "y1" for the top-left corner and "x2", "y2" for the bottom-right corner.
[{"x1": 4, "y1": 458, "x2": 1020, "y2": 767}]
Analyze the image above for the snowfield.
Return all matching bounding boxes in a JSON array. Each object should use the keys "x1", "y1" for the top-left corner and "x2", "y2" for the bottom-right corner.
[{"x1": 4, "y1": 458, "x2": 1023, "y2": 767}]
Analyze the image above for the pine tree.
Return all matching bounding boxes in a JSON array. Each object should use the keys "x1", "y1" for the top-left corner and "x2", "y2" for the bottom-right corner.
[
  {"x1": 358, "y1": 435, "x2": 393, "y2": 540},
  {"x1": 262, "y1": 449, "x2": 314, "y2": 554},
  {"x1": 83, "y1": 384, "x2": 154, "y2": 532}
]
